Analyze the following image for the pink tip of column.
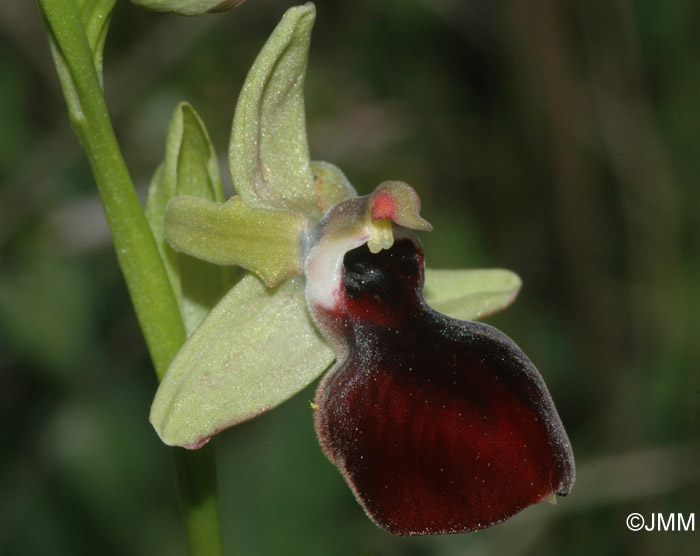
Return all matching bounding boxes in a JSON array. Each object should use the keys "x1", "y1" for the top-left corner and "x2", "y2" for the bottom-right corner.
[{"x1": 371, "y1": 191, "x2": 396, "y2": 221}]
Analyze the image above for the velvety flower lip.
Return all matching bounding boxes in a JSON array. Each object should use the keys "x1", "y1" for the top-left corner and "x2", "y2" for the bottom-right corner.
[{"x1": 305, "y1": 192, "x2": 575, "y2": 536}]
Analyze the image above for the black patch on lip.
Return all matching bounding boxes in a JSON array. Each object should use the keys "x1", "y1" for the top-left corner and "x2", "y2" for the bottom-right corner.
[{"x1": 343, "y1": 239, "x2": 422, "y2": 302}]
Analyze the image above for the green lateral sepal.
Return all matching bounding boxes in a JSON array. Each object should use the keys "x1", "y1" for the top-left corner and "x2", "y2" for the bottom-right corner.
[{"x1": 150, "y1": 274, "x2": 335, "y2": 448}]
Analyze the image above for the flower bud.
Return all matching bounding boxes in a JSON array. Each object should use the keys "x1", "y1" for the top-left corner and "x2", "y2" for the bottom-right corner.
[
  {"x1": 209, "y1": 0, "x2": 247, "y2": 12},
  {"x1": 131, "y1": 0, "x2": 246, "y2": 16}
]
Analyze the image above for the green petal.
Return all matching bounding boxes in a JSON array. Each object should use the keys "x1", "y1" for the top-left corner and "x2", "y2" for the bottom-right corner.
[
  {"x1": 145, "y1": 102, "x2": 230, "y2": 334},
  {"x1": 164, "y1": 196, "x2": 308, "y2": 287},
  {"x1": 311, "y1": 160, "x2": 357, "y2": 213},
  {"x1": 150, "y1": 274, "x2": 335, "y2": 448},
  {"x1": 229, "y1": 3, "x2": 318, "y2": 216},
  {"x1": 423, "y1": 268, "x2": 522, "y2": 321}
]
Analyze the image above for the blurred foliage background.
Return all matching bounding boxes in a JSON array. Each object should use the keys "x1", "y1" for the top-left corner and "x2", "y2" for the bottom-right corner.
[{"x1": 1, "y1": 0, "x2": 699, "y2": 554}]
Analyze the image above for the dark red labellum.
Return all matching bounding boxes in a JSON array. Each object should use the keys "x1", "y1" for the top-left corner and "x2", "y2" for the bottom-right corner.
[{"x1": 314, "y1": 238, "x2": 575, "y2": 536}]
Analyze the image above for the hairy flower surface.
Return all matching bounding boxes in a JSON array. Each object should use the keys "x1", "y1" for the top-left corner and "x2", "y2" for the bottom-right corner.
[{"x1": 305, "y1": 188, "x2": 574, "y2": 534}]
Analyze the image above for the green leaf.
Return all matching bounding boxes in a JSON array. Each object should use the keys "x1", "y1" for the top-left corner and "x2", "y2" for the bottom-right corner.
[
  {"x1": 423, "y1": 268, "x2": 522, "y2": 321},
  {"x1": 42, "y1": 0, "x2": 118, "y2": 124},
  {"x1": 311, "y1": 160, "x2": 357, "y2": 213},
  {"x1": 79, "y1": 0, "x2": 118, "y2": 84},
  {"x1": 229, "y1": 3, "x2": 318, "y2": 216},
  {"x1": 150, "y1": 274, "x2": 335, "y2": 448},
  {"x1": 146, "y1": 102, "x2": 230, "y2": 334},
  {"x1": 164, "y1": 196, "x2": 308, "y2": 287}
]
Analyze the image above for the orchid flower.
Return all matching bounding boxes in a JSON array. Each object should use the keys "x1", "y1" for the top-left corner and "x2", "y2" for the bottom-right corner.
[{"x1": 146, "y1": 3, "x2": 575, "y2": 536}]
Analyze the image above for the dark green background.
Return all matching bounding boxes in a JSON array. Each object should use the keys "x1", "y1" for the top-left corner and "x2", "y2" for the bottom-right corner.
[{"x1": 1, "y1": 0, "x2": 698, "y2": 554}]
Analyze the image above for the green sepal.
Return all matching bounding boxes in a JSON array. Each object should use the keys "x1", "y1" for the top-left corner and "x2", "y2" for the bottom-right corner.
[
  {"x1": 423, "y1": 268, "x2": 522, "y2": 321},
  {"x1": 164, "y1": 196, "x2": 308, "y2": 287},
  {"x1": 311, "y1": 160, "x2": 357, "y2": 213},
  {"x1": 150, "y1": 274, "x2": 335, "y2": 449},
  {"x1": 145, "y1": 102, "x2": 230, "y2": 334},
  {"x1": 146, "y1": 102, "x2": 225, "y2": 286},
  {"x1": 229, "y1": 3, "x2": 318, "y2": 216},
  {"x1": 146, "y1": 164, "x2": 178, "y2": 287}
]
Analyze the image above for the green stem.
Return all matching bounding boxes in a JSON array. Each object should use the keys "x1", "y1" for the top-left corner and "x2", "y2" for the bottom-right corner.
[
  {"x1": 174, "y1": 445, "x2": 223, "y2": 555},
  {"x1": 37, "y1": 0, "x2": 184, "y2": 378},
  {"x1": 36, "y1": 1, "x2": 222, "y2": 554}
]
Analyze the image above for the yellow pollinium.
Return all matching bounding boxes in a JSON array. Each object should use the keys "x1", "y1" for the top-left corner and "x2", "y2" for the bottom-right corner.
[{"x1": 368, "y1": 218, "x2": 394, "y2": 254}]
